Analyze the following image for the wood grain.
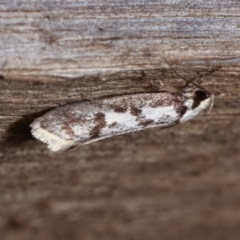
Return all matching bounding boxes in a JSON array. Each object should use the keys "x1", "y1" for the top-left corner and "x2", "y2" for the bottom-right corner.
[{"x1": 0, "y1": 1, "x2": 240, "y2": 240}]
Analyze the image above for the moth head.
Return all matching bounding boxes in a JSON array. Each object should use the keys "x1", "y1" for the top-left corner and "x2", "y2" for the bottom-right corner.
[
  {"x1": 193, "y1": 88, "x2": 214, "y2": 112},
  {"x1": 180, "y1": 88, "x2": 214, "y2": 122},
  {"x1": 179, "y1": 74, "x2": 214, "y2": 111},
  {"x1": 161, "y1": 57, "x2": 216, "y2": 116},
  {"x1": 182, "y1": 87, "x2": 213, "y2": 109}
]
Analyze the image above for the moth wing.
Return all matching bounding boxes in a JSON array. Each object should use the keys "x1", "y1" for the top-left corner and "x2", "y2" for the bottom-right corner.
[{"x1": 31, "y1": 101, "x2": 99, "y2": 152}]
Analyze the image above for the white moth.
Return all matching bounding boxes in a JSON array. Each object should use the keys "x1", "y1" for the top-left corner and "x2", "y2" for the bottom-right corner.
[{"x1": 31, "y1": 82, "x2": 214, "y2": 152}]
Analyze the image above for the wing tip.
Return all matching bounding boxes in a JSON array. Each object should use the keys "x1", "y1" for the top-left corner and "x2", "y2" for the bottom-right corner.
[{"x1": 31, "y1": 121, "x2": 76, "y2": 152}]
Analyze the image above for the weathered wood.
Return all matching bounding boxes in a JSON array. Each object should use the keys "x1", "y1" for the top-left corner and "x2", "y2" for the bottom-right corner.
[{"x1": 0, "y1": 1, "x2": 240, "y2": 240}]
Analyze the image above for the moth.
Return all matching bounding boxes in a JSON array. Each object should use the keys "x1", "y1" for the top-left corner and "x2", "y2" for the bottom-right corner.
[{"x1": 31, "y1": 71, "x2": 214, "y2": 152}]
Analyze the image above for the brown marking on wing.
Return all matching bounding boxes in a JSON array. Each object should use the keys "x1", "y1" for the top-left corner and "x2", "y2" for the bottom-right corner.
[
  {"x1": 149, "y1": 99, "x2": 166, "y2": 108},
  {"x1": 62, "y1": 124, "x2": 75, "y2": 138},
  {"x1": 148, "y1": 94, "x2": 174, "y2": 108},
  {"x1": 90, "y1": 112, "x2": 106, "y2": 139},
  {"x1": 171, "y1": 95, "x2": 188, "y2": 116},
  {"x1": 113, "y1": 105, "x2": 128, "y2": 113},
  {"x1": 138, "y1": 119, "x2": 154, "y2": 127},
  {"x1": 109, "y1": 122, "x2": 118, "y2": 128},
  {"x1": 149, "y1": 94, "x2": 186, "y2": 108},
  {"x1": 130, "y1": 106, "x2": 142, "y2": 117},
  {"x1": 175, "y1": 105, "x2": 187, "y2": 116},
  {"x1": 60, "y1": 110, "x2": 84, "y2": 138},
  {"x1": 40, "y1": 109, "x2": 77, "y2": 138}
]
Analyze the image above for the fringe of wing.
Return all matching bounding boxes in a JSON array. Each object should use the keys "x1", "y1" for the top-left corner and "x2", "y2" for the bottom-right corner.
[{"x1": 31, "y1": 121, "x2": 75, "y2": 152}]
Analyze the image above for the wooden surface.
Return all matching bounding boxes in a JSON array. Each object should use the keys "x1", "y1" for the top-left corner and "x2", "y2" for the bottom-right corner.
[{"x1": 0, "y1": 1, "x2": 240, "y2": 239}]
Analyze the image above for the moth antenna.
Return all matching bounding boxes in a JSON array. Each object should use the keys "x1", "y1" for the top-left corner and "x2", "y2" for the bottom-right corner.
[{"x1": 162, "y1": 57, "x2": 209, "y2": 93}]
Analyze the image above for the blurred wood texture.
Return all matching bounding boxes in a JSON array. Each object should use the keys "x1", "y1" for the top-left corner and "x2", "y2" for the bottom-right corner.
[{"x1": 0, "y1": 1, "x2": 240, "y2": 240}]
